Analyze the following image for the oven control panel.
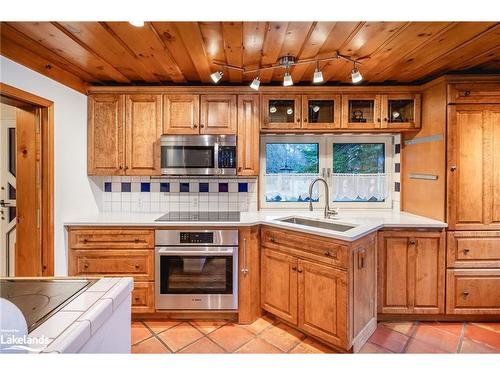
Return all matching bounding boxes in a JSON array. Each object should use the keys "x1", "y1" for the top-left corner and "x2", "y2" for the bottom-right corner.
[{"x1": 179, "y1": 232, "x2": 214, "y2": 244}]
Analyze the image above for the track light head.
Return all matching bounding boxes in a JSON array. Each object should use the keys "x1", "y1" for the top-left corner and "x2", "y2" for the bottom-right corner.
[
  {"x1": 283, "y1": 72, "x2": 293, "y2": 87},
  {"x1": 129, "y1": 21, "x2": 145, "y2": 27},
  {"x1": 313, "y1": 68, "x2": 324, "y2": 84},
  {"x1": 351, "y1": 65, "x2": 363, "y2": 84},
  {"x1": 210, "y1": 71, "x2": 224, "y2": 84},
  {"x1": 250, "y1": 77, "x2": 260, "y2": 91}
]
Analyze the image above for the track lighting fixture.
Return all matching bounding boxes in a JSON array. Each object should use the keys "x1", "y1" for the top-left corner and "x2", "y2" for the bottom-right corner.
[
  {"x1": 210, "y1": 71, "x2": 224, "y2": 83},
  {"x1": 313, "y1": 61, "x2": 323, "y2": 83},
  {"x1": 129, "y1": 21, "x2": 145, "y2": 27},
  {"x1": 283, "y1": 69, "x2": 293, "y2": 87},
  {"x1": 250, "y1": 77, "x2": 260, "y2": 91},
  {"x1": 351, "y1": 63, "x2": 363, "y2": 84}
]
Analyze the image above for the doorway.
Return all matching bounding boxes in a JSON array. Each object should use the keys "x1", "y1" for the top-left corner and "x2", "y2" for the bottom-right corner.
[{"x1": 0, "y1": 83, "x2": 54, "y2": 277}]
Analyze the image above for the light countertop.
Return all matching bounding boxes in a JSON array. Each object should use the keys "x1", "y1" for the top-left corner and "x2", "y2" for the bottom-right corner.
[{"x1": 64, "y1": 209, "x2": 446, "y2": 242}]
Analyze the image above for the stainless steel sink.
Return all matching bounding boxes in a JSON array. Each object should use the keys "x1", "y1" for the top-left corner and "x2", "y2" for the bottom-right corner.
[{"x1": 277, "y1": 216, "x2": 357, "y2": 232}]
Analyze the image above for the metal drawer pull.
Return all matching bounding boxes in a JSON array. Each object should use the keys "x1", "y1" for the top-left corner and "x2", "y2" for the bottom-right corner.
[
  {"x1": 241, "y1": 238, "x2": 249, "y2": 276},
  {"x1": 357, "y1": 247, "x2": 366, "y2": 269},
  {"x1": 463, "y1": 248, "x2": 470, "y2": 254}
]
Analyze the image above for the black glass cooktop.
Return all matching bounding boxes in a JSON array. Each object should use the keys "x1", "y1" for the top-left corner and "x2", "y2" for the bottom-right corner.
[
  {"x1": 155, "y1": 211, "x2": 241, "y2": 222},
  {"x1": 0, "y1": 279, "x2": 92, "y2": 332}
]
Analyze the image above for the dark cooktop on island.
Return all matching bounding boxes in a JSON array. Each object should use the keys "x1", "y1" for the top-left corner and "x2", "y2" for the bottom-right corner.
[
  {"x1": 0, "y1": 279, "x2": 93, "y2": 332},
  {"x1": 155, "y1": 211, "x2": 241, "y2": 222}
]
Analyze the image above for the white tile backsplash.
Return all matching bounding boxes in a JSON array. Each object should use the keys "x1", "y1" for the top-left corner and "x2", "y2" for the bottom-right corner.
[{"x1": 100, "y1": 177, "x2": 258, "y2": 213}]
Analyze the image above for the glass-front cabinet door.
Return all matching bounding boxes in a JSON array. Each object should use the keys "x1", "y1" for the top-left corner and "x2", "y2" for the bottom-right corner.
[
  {"x1": 261, "y1": 95, "x2": 302, "y2": 130},
  {"x1": 381, "y1": 94, "x2": 421, "y2": 129},
  {"x1": 302, "y1": 94, "x2": 341, "y2": 130},
  {"x1": 341, "y1": 94, "x2": 381, "y2": 129}
]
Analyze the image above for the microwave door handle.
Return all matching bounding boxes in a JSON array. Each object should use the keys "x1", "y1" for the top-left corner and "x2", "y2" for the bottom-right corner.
[{"x1": 214, "y1": 142, "x2": 220, "y2": 174}]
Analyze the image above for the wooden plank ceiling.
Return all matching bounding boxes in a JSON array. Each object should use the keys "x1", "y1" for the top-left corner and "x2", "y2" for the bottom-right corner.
[{"x1": 1, "y1": 21, "x2": 499, "y2": 93}]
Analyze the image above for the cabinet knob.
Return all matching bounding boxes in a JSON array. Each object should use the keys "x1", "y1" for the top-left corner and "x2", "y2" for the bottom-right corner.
[
  {"x1": 450, "y1": 166, "x2": 457, "y2": 172},
  {"x1": 409, "y1": 239, "x2": 417, "y2": 245},
  {"x1": 383, "y1": 118, "x2": 388, "y2": 122},
  {"x1": 377, "y1": 118, "x2": 381, "y2": 122},
  {"x1": 297, "y1": 269, "x2": 303, "y2": 273},
  {"x1": 269, "y1": 237, "x2": 275, "y2": 243},
  {"x1": 296, "y1": 118, "x2": 300, "y2": 122},
  {"x1": 238, "y1": 167, "x2": 242, "y2": 172},
  {"x1": 462, "y1": 291, "x2": 470, "y2": 297},
  {"x1": 135, "y1": 264, "x2": 140, "y2": 269},
  {"x1": 84, "y1": 263, "x2": 89, "y2": 269},
  {"x1": 463, "y1": 248, "x2": 470, "y2": 255},
  {"x1": 304, "y1": 118, "x2": 308, "y2": 122},
  {"x1": 134, "y1": 238, "x2": 140, "y2": 243},
  {"x1": 193, "y1": 124, "x2": 198, "y2": 128},
  {"x1": 200, "y1": 124, "x2": 205, "y2": 128},
  {"x1": 324, "y1": 251, "x2": 331, "y2": 256},
  {"x1": 134, "y1": 297, "x2": 140, "y2": 301},
  {"x1": 292, "y1": 266, "x2": 297, "y2": 271},
  {"x1": 119, "y1": 166, "x2": 123, "y2": 170}
]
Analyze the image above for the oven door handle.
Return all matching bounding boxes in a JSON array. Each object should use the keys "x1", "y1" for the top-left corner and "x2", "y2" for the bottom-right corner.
[{"x1": 156, "y1": 247, "x2": 235, "y2": 256}]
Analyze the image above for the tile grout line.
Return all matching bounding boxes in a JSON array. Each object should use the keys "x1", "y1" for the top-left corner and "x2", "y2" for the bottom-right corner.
[
  {"x1": 456, "y1": 322, "x2": 466, "y2": 353},
  {"x1": 400, "y1": 321, "x2": 420, "y2": 353}
]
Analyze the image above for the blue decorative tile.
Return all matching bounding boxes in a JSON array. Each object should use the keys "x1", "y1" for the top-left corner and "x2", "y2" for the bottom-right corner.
[
  {"x1": 141, "y1": 182, "x2": 150, "y2": 192},
  {"x1": 104, "y1": 182, "x2": 112, "y2": 192},
  {"x1": 394, "y1": 182, "x2": 400, "y2": 192},
  {"x1": 395, "y1": 144, "x2": 401, "y2": 154},
  {"x1": 238, "y1": 182, "x2": 248, "y2": 193},
  {"x1": 199, "y1": 182, "x2": 209, "y2": 193},
  {"x1": 218, "y1": 183, "x2": 228, "y2": 193},
  {"x1": 180, "y1": 182, "x2": 190, "y2": 193},
  {"x1": 395, "y1": 163, "x2": 400, "y2": 173},
  {"x1": 160, "y1": 182, "x2": 170, "y2": 193},
  {"x1": 121, "y1": 182, "x2": 131, "y2": 192}
]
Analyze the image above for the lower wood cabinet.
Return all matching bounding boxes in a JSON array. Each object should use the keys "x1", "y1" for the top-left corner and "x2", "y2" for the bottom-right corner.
[
  {"x1": 238, "y1": 226, "x2": 261, "y2": 324},
  {"x1": 260, "y1": 226, "x2": 376, "y2": 352},
  {"x1": 378, "y1": 230, "x2": 446, "y2": 315},
  {"x1": 68, "y1": 227, "x2": 155, "y2": 313},
  {"x1": 447, "y1": 231, "x2": 500, "y2": 268}
]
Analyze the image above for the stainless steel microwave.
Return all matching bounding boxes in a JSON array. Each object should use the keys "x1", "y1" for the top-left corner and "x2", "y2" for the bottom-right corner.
[{"x1": 160, "y1": 135, "x2": 237, "y2": 176}]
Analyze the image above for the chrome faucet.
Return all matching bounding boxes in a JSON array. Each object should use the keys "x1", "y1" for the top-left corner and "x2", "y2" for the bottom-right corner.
[{"x1": 308, "y1": 177, "x2": 339, "y2": 219}]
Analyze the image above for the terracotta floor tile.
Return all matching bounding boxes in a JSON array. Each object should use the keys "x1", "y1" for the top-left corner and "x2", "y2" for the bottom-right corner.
[
  {"x1": 420, "y1": 322, "x2": 464, "y2": 336},
  {"x1": 190, "y1": 320, "x2": 227, "y2": 334},
  {"x1": 290, "y1": 338, "x2": 337, "y2": 354},
  {"x1": 235, "y1": 338, "x2": 283, "y2": 354},
  {"x1": 158, "y1": 322, "x2": 204, "y2": 352},
  {"x1": 464, "y1": 324, "x2": 500, "y2": 350},
  {"x1": 358, "y1": 342, "x2": 393, "y2": 353},
  {"x1": 142, "y1": 319, "x2": 181, "y2": 334},
  {"x1": 404, "y1": 338, "x2": 449, "y2": 354},
  {"x1": 470, "y1": 322, "x2": 500, "y2": 333},
  {"x1": 368, "y1": 325, "x2": 409, "y2": 353},
  {"x1": 131, "y1": 337, "x2": 171, "y2": 354},
  {"x1": 260, "y1": 323, "x2": 306, "y2": 352},
  {"x1": 460, "y1": 339, "x2": 499, "y2": 353},
  {"x1": 178, "y1": 337, "x2": 226, "y2": 354},
  {"x1": 380, "y1": 321, "x2": 415, "y2": 336},
  {"x1": 208, "y1": 323, "x2": 255, "y2": 352},
  {"x1": 131, "y1": 321, "x2": 152, "y2": 344},
  {"x1": 412, "y1": 324, "x2": 460, "y2": 353},
  {"x1": 241, "y1": 316, "x2": 275, "y2": 334}
]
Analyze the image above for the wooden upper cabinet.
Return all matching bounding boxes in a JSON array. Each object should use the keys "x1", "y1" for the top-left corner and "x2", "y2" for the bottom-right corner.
[
  {"x1": 237, "y1": 95, "x2": 260, "y2": 176},
  {"x1": 297, "y1": 258, "x2": 347, "y2": 348},
  {"x1": 448, "y1": 83, "x2": 500, "y2": 104},
  {"x1": 377, "y1": 231, "x2": 445, "y2": 315},
  {"x1": 163, "y1": 94, "x2": 199, "y2": 134},
  {"x1": 381, "y1": 93, "x2": 421, "y2": 129},
  {"x1": 125, "y1": 94, "x2": 162, "y2": 175},
  {"x1": 341, "y1": 94, "x2": 381, "y2": 129},
  {"x1": 448, "y1": 105, "x2": 500, "y2": 230},
  {"x1": 200, "y1": 95, "x2": 237, "y2": 134},
  {"x1": 261, "y1": 247, "x2": 298, "y2": 325},
  {"x1": 88, "y1": 94, "x2": 125, "y2": 175},
  {"x1": 261, "y1": 94, "x2": 302, "y2": 130},
  {"x1": 302, "y1": 94, "x2": 341, "y2": 130}
]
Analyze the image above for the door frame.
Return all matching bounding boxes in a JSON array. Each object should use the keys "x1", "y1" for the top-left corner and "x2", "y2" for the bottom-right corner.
[{"x1": 0, "y1": 82, "x2": 54, "y2": 276}]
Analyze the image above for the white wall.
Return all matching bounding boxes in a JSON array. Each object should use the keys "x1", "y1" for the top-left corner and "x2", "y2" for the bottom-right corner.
[{"x1": 1, "y1": 56, "x2": 98, "y2": 275}]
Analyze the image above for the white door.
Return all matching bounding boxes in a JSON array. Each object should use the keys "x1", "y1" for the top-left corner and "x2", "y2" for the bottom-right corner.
[{"x1": 0, "y1": 104, "x2": 17, "y2": 277}]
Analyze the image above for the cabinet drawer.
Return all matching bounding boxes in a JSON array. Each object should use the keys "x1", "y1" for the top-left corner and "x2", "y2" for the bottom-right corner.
[
  {"x1": 261, "y1": 226, "x2": 348, "y2": 268},
  {"x1": 132, "y1": 282, "x2": 155, "y2": 313},
  {"x1": 446, "y1": 269, "x2": 500, "y2": 314},
  {"x1": 448, "y1": 83, "x2": 500, "y2": 104},
  {"x1": 447, "y1": 231, "x2": 500, "y2": 268},
  {"x1": 69, "y1": 229, "x2": 154, "y2": 249},
  {"x1": 70, "y1": 250, "x2": 154, "y2": 281}
]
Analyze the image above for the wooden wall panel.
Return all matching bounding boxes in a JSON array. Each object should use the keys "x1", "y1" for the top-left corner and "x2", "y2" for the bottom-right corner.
[{"x1": 401, "y1": 80, "x2": 447, "y2": 221}]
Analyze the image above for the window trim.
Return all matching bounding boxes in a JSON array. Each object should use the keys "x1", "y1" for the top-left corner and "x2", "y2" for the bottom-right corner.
[{"x1": 260, "y1": 134, "x2": 394, "y2": 210}]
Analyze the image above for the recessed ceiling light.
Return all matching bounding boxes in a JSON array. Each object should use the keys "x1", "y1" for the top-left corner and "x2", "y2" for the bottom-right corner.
[
  {"x1": 250, "y1": 77, "x2": 260, "y2": 91},
  {"x1": 283, "y1": 71, "x2": 293, "y2": 87},
  {"x1": 210, "y1": 71, "x2": 224, "y2": 84},
  {"x1": 129, "y1": 21, "x2": 145, "y2": 27}
]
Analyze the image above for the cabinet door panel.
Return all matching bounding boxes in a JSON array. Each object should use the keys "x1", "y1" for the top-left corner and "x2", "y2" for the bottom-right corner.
[
  {"x1": 302, "y1": 94, "x2": 341, "y2": 130},
  {"x1": 341, "y1": 94, "x2": 381, "y2": 129},
  {"x1": 298, "y1": 259, "x2": 347, "y2": 348},
  {"x1": 163, "y1": 95, "x2": 199, "y2": 134},
  {"x1": 88, "y1": 95, "x2": 124, "y2": 175},
  {"x1": 381, "y1": 93, "x2": 421, "y2": 129},
  {"x1": 200, "y1": 95, "x2": 237, "y2": 134},
  {"x1": 261, "y1": 95, "x2": 302, "y2": 129},
  {"x1": 237, "y1": 95, "x2": 260, "y2": 176},
  {"x1": 261, "y1": 248, "x2": 298, "y2": 324},
  {"x1": 125, "y1": 95, "x2": 162, "y2": 175},
  {"x1": 490, "y1": 110, "x2": 500, "y2": 224}
]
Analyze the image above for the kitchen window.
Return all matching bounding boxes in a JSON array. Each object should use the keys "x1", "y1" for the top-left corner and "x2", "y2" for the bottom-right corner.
[{"x1": 260, "y1": 135, "x2": 393, "y2": 208}]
